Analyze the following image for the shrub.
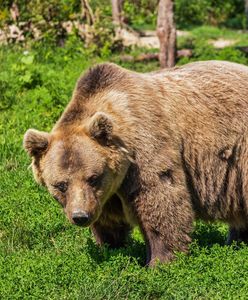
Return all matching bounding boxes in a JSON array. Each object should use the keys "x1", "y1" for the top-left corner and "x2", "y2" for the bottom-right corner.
[{"x1": 175, "y1": 0, "x2": 245, "y2": 28}]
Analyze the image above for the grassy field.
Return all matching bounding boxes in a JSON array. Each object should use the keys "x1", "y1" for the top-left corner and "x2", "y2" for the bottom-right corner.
[{"x1": 1, "y1": 27, "x2": 248, "y2": 299}]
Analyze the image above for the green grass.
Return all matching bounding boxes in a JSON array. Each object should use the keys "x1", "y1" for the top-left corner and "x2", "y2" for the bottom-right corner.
[
  {"x1": 189, "y1": 26, "x2": 248, "y2": 45},
  {"x1": 1, "y1": 27, "x2": 248, "y2": 299}
]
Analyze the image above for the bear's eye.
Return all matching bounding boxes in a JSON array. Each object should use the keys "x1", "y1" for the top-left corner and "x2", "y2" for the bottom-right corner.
[
  {"x1": 87, "y1": 175, "x2": 101, "y2": 187},
  {"x1": 52, "y1": 181, "x2": 68, "y2": 193}
]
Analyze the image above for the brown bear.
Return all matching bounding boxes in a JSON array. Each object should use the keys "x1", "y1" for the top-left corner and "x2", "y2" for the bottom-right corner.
[{"x1": 24, "y1": 60, "x2": 248, "y2": 266}]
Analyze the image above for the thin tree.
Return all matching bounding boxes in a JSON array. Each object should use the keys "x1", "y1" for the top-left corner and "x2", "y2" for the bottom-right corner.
[
  {"x1": 111, "y1": 0, "x2": 124, "y2": 27},
  {"x1": 245, "y1": 0, "x2": 248, "y2": 28},
  {"x1": 156, "y1": 0, "x2": 176, "y2": 68},
  {"x1": 10, "y1": 2, "x2": 20, "y2": 22}
]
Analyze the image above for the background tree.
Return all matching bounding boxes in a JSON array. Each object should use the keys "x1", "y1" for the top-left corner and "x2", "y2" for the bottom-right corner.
[
  {"x1": 111, "y1": 0, "x2": 124, "y2": 27},
  {"x1": 157, "y1": 0, "x2": 176, "y2": 68},
  {"x1": 10, "y1": 2, "x2": 19, "y2": 22},
  {"x1": 245, "y1": 0, "x2": 248, "y2": 28}
]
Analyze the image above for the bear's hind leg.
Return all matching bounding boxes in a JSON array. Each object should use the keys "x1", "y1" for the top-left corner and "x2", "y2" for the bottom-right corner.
[{"x1": 226, "y1": 227, "x2": 248, "y2": 245}]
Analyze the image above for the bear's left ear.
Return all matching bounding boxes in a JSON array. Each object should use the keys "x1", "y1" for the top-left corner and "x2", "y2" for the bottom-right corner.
[{"x1": 87, "y1": 112, "x2": 113, "y2": 144}]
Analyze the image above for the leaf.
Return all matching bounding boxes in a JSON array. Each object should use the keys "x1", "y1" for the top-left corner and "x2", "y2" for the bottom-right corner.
[
  {"x1": 21, "y1": 55, "x2": 34, "y2": 65},
  {"x1": 21, "y1": 73, "x2": 32, "y2": 83}
]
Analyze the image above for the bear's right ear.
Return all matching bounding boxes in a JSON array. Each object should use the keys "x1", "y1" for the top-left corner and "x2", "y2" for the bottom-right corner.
[{"x1": 23, "y1": 129, "x2": 50, "y2": 157}]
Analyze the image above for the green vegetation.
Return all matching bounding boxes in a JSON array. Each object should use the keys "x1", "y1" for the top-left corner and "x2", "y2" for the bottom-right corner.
[
  {"x1": 1, "y1": 0, "x2": 245, "y2": 28},
  {"x1": 1, "y1": 25, "x2": 248, "y2": 299},
  {"x1": 1, "y1": 0, "x2": 247, "y2": 47}
]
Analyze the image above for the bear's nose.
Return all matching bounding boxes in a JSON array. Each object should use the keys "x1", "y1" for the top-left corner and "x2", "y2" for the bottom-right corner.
[{"x1": 72, "y1": 211, "x2": 90, "y2": 226}]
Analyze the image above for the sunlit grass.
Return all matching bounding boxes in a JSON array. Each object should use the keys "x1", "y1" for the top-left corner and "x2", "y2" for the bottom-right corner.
[{"x1": 1, "y1": 26, "x2": 248, "y2": 299}]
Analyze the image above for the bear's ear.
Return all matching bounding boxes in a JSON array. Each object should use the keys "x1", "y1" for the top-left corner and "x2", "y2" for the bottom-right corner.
[
  {"x1": 87, "y1": 112, "x2": 113, "y2": 144},
  {"x1": 23, "y1": 129, "x2": 50, "y2": 157}
]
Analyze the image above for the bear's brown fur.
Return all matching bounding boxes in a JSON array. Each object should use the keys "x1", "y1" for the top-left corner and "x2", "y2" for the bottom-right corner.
[{"x1": 24, "y1": 61, "x2": 248, "y2": 266}]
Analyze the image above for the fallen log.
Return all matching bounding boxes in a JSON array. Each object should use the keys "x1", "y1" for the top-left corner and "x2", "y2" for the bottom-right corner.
[{"x1": 119, "y1": 49, "x2": 192, "y2": 63}]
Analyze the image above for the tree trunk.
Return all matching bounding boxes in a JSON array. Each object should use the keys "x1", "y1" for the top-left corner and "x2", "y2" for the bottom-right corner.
[
  {"x1": 245, "y1": 0, "x2": 248, "y2": 28},
  {"x1": 10, "y1": 2, "x2": 20, "y2": 22},
  {"x1": 156, "y1": 0, "x2": 176, "y2": 68},
  {"x1": 111, "y1": 0, "x2": 124, "y2": 27}
]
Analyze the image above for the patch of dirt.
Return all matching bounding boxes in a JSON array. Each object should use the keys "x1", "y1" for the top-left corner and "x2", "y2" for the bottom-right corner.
[
  {"x1": 119, "y1": 29, "x2": 189, "y2": 48},
  {"x1": 120, "y1": 29, "x2": 238, "y2": 50},
  {"x1": 209, "y1": 38, "x2": 237, "y2": 49}
]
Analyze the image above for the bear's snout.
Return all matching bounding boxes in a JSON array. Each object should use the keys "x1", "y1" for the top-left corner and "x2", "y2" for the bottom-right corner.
[{"x1": 72, "y1": 210, "x2": 91, "y2": 227}]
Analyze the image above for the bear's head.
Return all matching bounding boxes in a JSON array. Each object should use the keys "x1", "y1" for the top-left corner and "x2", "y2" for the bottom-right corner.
[{"x1": 23, "y1": 112, "x2": 130, "y2": 227}]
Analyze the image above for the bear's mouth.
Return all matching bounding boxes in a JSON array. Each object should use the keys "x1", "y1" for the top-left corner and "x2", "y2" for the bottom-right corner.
[{"x1": 72, "y1": 220, "x2": 91, "y2": 227}]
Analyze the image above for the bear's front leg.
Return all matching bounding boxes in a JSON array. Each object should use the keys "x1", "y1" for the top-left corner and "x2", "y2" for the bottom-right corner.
[
  {"x1": 134, "y1": 184, "x2": 194, "y2": 266},
  {"x1": 91, "y1": 194, "x2": 131, "y2": 248}
]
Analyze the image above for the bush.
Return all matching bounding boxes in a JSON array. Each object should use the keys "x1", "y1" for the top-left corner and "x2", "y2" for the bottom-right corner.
[
  {"x1": 123, "y1": 0, "x2": 157, "y2": 30},
  {"x1": 175, "y1": 0, "x2": 245, "y2": 28},
  {"x1": 0, "y1": 0, "x2": 247, "y2": 49},
  {"x1": 123, "y1": 0, "x2": 246, "y2": 29}
]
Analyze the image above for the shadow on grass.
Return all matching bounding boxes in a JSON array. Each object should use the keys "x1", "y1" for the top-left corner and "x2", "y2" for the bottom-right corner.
[
  {"x1": 86, "y1": 222, "x2": 229, "y2": 266},
  {"x1": 193, "y1": 222, "x2": 227, "y2": 248},
  {"x1": 2, "y1": 219, "x2": 230, "y2": 265},
  {"x1": 86, "y1": 237, "x2": 147, "y2": 266}
]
